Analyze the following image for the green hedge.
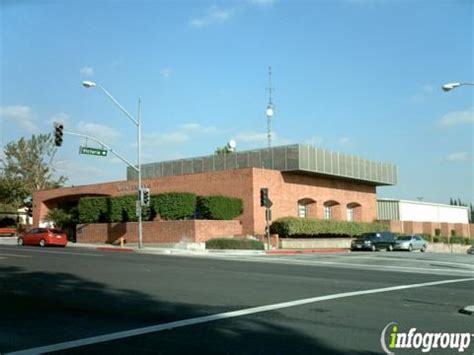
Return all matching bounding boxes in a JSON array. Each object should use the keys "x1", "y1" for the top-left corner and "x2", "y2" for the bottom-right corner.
[
  {"x1": 151, "y1": 193, "x2": 196, "y2": 220},
  {"x1": 270, "y1": 217, "x2": 389, "y2": 238},
  {"x1": 205, "y1": 238, "x2": 264, "y2": 250},
  {"x1": 197, "y1": 196, "x2": 243, "y2": 220},
  {"x1": 78, "y1": 192, "x2": 197, "y2": 223},
  {"x1": 78, "y1": 197, "x2": 108, "y2": 223}
]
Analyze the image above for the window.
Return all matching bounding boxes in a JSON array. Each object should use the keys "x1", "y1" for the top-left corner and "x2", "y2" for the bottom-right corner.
[
  {"x1": 347, "y1": 207, "x2": 354, "y2": 221},
  {"x1": 324, "y1": 206, "x2": 331, "y2": 220},
  {"x1": 298, "y1": 204, "x2": 307, "y2": 218}
]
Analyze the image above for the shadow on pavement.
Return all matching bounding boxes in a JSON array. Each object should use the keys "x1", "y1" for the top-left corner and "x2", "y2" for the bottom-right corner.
[{"x1": 0, "y1": 265, "x2": 376, "y2": 354}]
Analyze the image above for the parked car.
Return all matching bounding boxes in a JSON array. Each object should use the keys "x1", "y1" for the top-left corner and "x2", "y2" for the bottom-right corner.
[
  {"x1": 393, "y1": 235, "x2": 427, "y2": 252},
  {"x1": 351, "y1": 232, "x2": 397, "y2": 251},
  {"x1": 467, "y1": 246, "x2": 474, "y2": 255},
  {"x1": 18, "y1": 228, "x2": 67, "y2": 247}
]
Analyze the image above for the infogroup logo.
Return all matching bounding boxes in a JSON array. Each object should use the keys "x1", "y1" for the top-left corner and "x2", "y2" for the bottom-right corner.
[{"x1": 380, "y1": 322, "x2": 473, "y2": 354}]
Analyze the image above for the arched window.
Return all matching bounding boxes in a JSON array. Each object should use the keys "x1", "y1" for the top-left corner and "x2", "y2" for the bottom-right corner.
[
  {"x1": 323, "y1": 200, "x2": 341, "y2": 220},
  {"x1": 346, "y1": 202, "x2": 362, "y2": 222},
  {"x1": 297, "y1": 198, "x2": 317, "y2": 218}
]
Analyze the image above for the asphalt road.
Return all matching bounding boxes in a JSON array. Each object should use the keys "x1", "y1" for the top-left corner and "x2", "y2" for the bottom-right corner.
[{"x1": 0, "y1": 245, "x2": 473, "y2": 354}]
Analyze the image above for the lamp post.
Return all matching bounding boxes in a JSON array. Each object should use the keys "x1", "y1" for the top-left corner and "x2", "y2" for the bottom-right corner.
[
  {"x1": 441, "y1": 81, "x2": 472, "y2": 241},
  {"x1": 441, "y1": 82, "x2": 474, "y2": 92},
  {"x1": 82, "y1": 81, "x2": 144, "y2": 249}
]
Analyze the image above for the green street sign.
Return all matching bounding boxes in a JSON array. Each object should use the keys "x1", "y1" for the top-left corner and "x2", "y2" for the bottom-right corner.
[{"x1": 79, "y1": 146, "x2": 108, "y2": 157}]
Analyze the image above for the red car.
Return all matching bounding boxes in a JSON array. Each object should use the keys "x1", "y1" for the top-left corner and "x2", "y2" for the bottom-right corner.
[{"x1": 18, "y1": 228, "x2": 68, "y2": 247}]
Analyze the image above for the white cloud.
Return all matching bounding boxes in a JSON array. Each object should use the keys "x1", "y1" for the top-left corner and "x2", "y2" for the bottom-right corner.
[
  {"x1": 0, "y1": 105, "x2": 38, "y2": 133},
  {"x1": 55, "y1": 159, "x2": 107, "y2": 177},
  {"x1": 190, "y1": 6, "x2": 234, "y2": 28},
  {"x1": 180, "y1": 122, "x2": 220, "y2": 134},
  {"x1": 234, "y1": 131, "x2": 292, "y2": 147},
  {"x1": 436, "y1": 108, "x2": 474, "y2": 127},
  {"x1": 442, "y1": 152, "x2": 469, "y2": 163},
  {"x1": 142, "y1": 131, "x2": 190, "y2": 149},
  {"x1": 160, "y1": 68, "x2": 172, "y2": 79},
  {"x1": 76, "y1": 121, "x2": 122, "y2": 143},
  {"x1": 80, "y1": 66, "x2": 94, "y2": 76},
  {"x1": 48, "y1": 112, "x2": 71, "y2": 126}
]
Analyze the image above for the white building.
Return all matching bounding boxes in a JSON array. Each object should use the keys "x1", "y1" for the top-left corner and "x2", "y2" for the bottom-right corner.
[{"x1": 377, "y1": 199, "x2": 471, "y2": 237}]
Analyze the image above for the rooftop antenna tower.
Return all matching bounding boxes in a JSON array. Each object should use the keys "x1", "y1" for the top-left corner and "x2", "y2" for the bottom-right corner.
[{"x1": 265, "y1": 66, "x2": 274, "y2": 148}]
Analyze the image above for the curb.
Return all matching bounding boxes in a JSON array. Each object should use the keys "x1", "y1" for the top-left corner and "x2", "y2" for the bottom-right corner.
[
  {"x1": 96, "y1": 247, "x2": 134, "y2": 252},
  {"x1": 266, "y1": 248, "x2": 349, "y2": 255}
]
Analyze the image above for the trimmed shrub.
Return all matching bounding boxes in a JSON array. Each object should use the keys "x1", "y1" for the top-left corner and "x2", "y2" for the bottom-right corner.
[
  {"x1": 433, "y1": 236, "x2": 449, "y2": 243},
  {"x1": 197, "y1": 196, "x2": 243, "y2": 220},
  {"x1": 78, "y1": 195, "x2": 153, "y2": 223},
  {"x1": 449, "y1": 236, "x2": 466, "y2": 244},
  {"x1": 78, "y1": 197, "x2": 107, "y2": 223},
  {"x1": 151, "y1": 192, "x2": 197, "y2": 220},
  {"x1": 206, "y1": 238, "x2": 264, "y2": 250},
  {"x1": 420, "y1": 234, "x2": 432, "y2": 242},
  {"x1": 0, "y1": 217, "x2": 16, "y2": 228},
  {"x1": 270, "y1": 217, "x2": 389, "y2": 238}
]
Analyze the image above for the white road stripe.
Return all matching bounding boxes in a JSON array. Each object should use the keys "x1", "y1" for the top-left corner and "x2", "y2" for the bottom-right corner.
[
  {"x1": 7, "y1": 277, "x2": 474, "y2": 355},
  {"x1": 0, "y1": 253, "x2": 30, "y2": 258},
  {"x1": 219, "y1": 255, "x2": 474, "y2": 276},
  {"x1": 0, "y1": 248, "x2": 101, "y2": 257},
  {"x1": 346, "y1": 255, "x2": 474, "y2": 269}
]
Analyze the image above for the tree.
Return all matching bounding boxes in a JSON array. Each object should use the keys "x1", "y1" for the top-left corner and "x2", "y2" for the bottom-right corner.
[
  {"x1": 0, "y1": 134, "x2": 67, "y2": 207},
  {"x1": 214, "y1": 146, "x2": 233, "y2": 155}
]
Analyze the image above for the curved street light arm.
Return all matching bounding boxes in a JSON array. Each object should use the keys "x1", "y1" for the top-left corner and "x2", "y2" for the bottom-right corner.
[
  {"x1": 64, "y1": 130, "x2": 139, "y2": 172},
  {"x1": 96, "y1": 85, "x2": 138, "y2": 126}
]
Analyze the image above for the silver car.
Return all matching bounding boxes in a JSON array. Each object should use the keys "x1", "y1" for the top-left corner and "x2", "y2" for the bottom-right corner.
[
  {"x1": 394, "y1": 235, "x2": 427, "y2": 252},
  {"x1": 467, "y1": 246, "x2": 474, "y2": 255}
]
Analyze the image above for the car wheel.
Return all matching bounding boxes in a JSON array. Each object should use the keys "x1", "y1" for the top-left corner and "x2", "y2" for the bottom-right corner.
[
  {"x1": 18, "y1": 238, "x2": 24, "y2": 246},
  {"x1": 408, "y1": 244, "x2": 413, "y2": 252},
  {"x1": 387, "y1": 244, "x2": 393, "y2": 252},
  {"x1": 371, "y1": 244, "x2": 376, "y2": 252},
  {"x1": 421, "y1": 245, "x2": 426, "y2": 252},
  {"x1": 39, "y1": 239, "x2": 46, "y2": 247}
]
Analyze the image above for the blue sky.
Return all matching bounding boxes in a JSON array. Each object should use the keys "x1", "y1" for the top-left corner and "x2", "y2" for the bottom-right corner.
[{"x1": 1, "y1": 0, "x2": 472, "y2": 204}]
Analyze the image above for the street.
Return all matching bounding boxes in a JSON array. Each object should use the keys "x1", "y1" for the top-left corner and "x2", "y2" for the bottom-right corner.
[{"x1": 0, "y1": 245, "x2": 473, "y2": 354}]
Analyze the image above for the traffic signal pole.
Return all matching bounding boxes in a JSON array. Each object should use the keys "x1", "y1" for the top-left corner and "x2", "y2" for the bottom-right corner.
[{"x1": 260, "y1": 188, "x2": 273, "y2": 250}]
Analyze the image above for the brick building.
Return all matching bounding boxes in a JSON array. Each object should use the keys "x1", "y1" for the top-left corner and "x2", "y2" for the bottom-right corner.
[{"x1": 33, "y1": 144, "x2": 398, "y2": 241}]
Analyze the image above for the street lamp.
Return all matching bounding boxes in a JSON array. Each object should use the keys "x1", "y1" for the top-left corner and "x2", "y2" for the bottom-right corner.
[
  {"x1": 442, "y1": 82, "x2": 474, "y2": 92},
  {"x1": 82, "y1": 81, "x2": 144, "y2": 249}
]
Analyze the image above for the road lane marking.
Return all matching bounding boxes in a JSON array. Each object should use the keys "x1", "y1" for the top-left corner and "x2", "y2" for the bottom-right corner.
[
  {"x1": 216, "y1": 255, "x2": 474, "y2": 276},
  {"x1": 0, "y1": 253, "x2": 30, "y2": 258},
  {"x1": 7, "y1": 277, "x2": 474, "y2": 355},
  {"x1": 0, "y1": 248, "x2": 101, "y2": 257},
  {"x1": 345, "y1": 255, "x2": 474, "y2": 269}
]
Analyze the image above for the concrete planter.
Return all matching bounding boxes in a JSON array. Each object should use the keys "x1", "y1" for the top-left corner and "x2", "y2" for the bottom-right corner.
[
  {"x1": 280, "y1": 238, "x2": 352, "y2": 249},
  {"x1": 427, "y1": 243, "x2": 471, "y2": 254}
]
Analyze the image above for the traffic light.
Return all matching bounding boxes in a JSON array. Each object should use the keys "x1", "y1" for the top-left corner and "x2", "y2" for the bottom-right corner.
[
  {"x1": 260, "y1": 188, "x2": 268, "y2": 207},
  {"x1": 54, "y1": 122, "x2": 64, "y2": 147},
  {"x1": 141, "y1": 188, "x2": 150, "y2": 207}
]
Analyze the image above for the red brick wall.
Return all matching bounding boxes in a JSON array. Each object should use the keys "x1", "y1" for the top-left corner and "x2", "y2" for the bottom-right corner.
[
  {"x1": 76, "y1": 220, "x2": 242, "y2": 244},
  {"x1": 33, "y1": 167, "x2": 379, "y2": 237},
  {"x1": 251, "y1": 169, "x2": 377, "y2": 234},
  {"x1": 34, "y1": 168, "x2": 255, "y2": 234}
]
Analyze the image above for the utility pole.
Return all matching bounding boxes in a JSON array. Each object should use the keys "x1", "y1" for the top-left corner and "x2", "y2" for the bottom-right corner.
[{"x1": 265, "y1": 66, "x2": 274, "y2": 148}]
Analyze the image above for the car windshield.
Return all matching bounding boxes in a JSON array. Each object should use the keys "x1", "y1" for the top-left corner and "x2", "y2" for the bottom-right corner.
[
  {"x1": 397, "y1": 236, "x2": 412, "y2": 241},
  {"x1": 358, "y1": 233, "x2": 379, "y2": 240}
]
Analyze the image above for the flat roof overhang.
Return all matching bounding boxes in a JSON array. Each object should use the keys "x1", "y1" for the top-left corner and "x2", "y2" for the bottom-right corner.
[{"x1": 127, "y1": 144, "x2": 398, "y2": 187}]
